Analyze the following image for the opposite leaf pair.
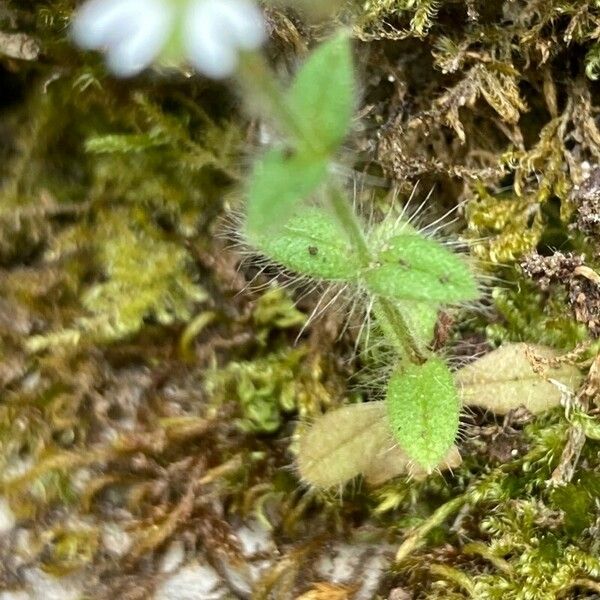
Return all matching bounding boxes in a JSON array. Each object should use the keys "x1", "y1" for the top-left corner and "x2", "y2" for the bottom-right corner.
[
  {"x1": 243, "y1": 32, "x2": 478, "y2": 472},
  {"x1": 298, "y1": 343, "x2": 583, "y2": 488},
  {"x1": 249, "y1": 205, "x2": 478, "y2": 304}
]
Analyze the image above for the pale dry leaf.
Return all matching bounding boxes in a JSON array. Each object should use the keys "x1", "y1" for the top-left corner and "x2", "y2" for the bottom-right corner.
[
  {"x1": 363, "y1": 441, "x2": 461, "y2": 487},
  {"x1": 456, "y1": 342, "x2": 583, "y2": 415},
  {"x1": 296, "y1": 402, "x2": 391, "y2": 488},
  {"x1": 297, "y1": 402, "x2": 461, "y2": 488}
]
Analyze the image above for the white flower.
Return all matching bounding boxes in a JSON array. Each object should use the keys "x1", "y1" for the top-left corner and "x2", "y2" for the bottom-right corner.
[{"x1": 71, "y1": 0, "x2": 267, "y2": 79}]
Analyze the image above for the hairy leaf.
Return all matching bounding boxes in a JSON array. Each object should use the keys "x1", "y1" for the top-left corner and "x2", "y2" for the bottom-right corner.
[
  {"x1": 246, "y1": 150, "x2": 329, "y2": 236},
  {"x1": 296, "y1": 402, "x2": 391, "y2": 488},
  {"x1": 249, "y1": 205, "x2": 361, "y2": 280},
  {"x1": 364, "y1": 234, "x2": 478, "y2": 303},
  {"x1": 397, "y1": 300, "x2": 439, "y2": 349},
  {"x1": 386, "y1": 358, "x2": 460, "y2": 470},
  {"x1": 297, "y1": 401, "x2": 461, "y2": 488},
  {"x1": 363, "y1": 438, "x2": 461, "y2": 486},
  {"x1": 372, "y1": 299, "x2": 439, "y2": 357},
  {"x1": 456, "y1": 343, "x2": 583, "y2": 414},
  {"x1": 287, "y1": 33, "x2": 355, "y2": 154}
]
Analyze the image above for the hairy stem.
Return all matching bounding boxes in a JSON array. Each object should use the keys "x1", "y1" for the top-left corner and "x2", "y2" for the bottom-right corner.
[
  {"x1": 328, "y1": 187, "x2": 429, "y2": 363},
  {"x1": 373, "y1": 298, "x2": 429, "y2": 363},
  {"x1": 238, "y1": 52, "x2": 428, "y2": 364},
  {"x1": 330, "y1": 184, "x2": 431, "y2": 363},
  {"x1": 328, "y1": 186, "x2": 371, "y2": 264}
]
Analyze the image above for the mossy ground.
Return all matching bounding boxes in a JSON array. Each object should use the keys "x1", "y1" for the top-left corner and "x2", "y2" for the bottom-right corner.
[{"x1": 0, "y1": 1, "x2": 600, "y2": 598}]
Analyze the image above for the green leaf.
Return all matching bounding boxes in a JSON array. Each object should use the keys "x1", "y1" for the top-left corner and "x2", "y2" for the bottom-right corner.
[
  {"x1": 85, "y1": 132, "x2": 168, "y2": 154},
  {"x1": 396, "y1": 300, "x2": 439, "y2": 350},
  {"x1": 287, "y1": 33, "x2": 356, "y2": 154},
  {"x1": 363, "y1": 234, "x2": 478, "y2": 303},
  {"x1": 572, "y1": 412, "x2": 600, "y2": 441},
  {"x1": 248, "y1": 205, "x2": 361, "y2": 281},
  {"x1": 456, "y1": 343, "x2": 583, "y2": 415},
  {"x1": 386, "y1": 358, "x2": 460, "y2": 470},
  {"x1": 372, "y1": 299, "x2": 439, "y2": 357},
  {"x1": 246, "y1": 149, "x2": 329, "y2": 236}
]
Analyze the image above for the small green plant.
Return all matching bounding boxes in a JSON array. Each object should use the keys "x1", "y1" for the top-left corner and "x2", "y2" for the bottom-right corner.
[
  {"x1": 61, "y1": 0, "x2": 588, "y2": 492},
  {"x1": 234, "y1": 33, "x2": 479, "y2": 476},
  {"x1": 233, "y1": 31, "x2": 587, "y2": 487}
]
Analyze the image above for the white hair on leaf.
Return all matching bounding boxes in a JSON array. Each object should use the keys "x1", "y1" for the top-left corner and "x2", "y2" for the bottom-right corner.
[{"x1": 71, "y1": 0, "x2": 267, "y2": 79}]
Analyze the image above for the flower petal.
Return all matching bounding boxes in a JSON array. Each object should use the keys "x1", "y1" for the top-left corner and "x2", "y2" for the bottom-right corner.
[
  {"x1": 71, "y1": 0, "x2": 134, "y2": 49},
  {"x1": 214, "y1": 0, "x2": 267, "y2": 51},
  {"x1": 106, "y1": 5, "x2": 174, "y2": 76},
  {"x1": 72, "y1": 0, "x2": 174, "y2": 77},
  {"x1": 184, "y1": 1, "x2": 238, "y2": 79},
  {"x1": 184, "y1": 0, "x2": 266, "y2": 79}
]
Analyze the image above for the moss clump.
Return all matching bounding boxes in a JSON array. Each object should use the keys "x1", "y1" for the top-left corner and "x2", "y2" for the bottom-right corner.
[
  {"x1": 204, "y1": 346, "x2": 341, "y2": 433},
  {"x1": 0, "y1": 0, "x2": 599, "y2": 597}
]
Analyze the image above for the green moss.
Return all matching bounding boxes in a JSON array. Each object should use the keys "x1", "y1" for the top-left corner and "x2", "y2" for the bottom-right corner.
[
  {"x1": 466, "y1": 188, "x2": 544, "y2": 264},
  {"x1": 486, "y1": 278, "x2": 589, "y2": 349},
  {"x1": 204, "y1": 346, "x2": 340, "y2": 433},
  {"x1": 0, "y1": 0, "x2": 599, "y2": 595}
]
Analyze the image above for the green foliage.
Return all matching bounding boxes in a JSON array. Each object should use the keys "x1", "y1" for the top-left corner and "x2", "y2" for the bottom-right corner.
[
  {"x1": 570, "y1": 410, "x2": 600, "y2": 441},
  {"x1": 249, "y1": 204, "x2": 360, "y2": 280},
  {"x1": 246, "y1": 34, "x2": 355, "y2": 236},
  {"x1": 585, "y1": 42, "x2": 600, "y2": 80},
  {"x1": 386, "y1": 358, "x2": 459, "y2": 469},
  {"x1": 487, "y1": 280, "x2": 589, "y2": 350},
  {"x1": 374, "y1": 299, "x2": 439, "y2": 356},
  {"x1": 550, "y1": 472, "x2": 600, "y2": 536},
  {"x1": 465, "y1": 190, "x2": 544, "y2": 264},
  {"x1": 384, "y1": 412, "x2": 600, "y2": 599},
  {"x1": 246, "y1": 150, "x2": 329, "y2": 237},
  {"x1": 44, "y1": 216, "x2": 205, "y2": 345},
  {"x1": 1, "y1": 75, "x2": 239, "y2": 351},
  {"x1": 251, "y1": 202, "x2": 477, "y2": 305},
  {"x1": 1, "y1": 0, "x2": 599, "y2": 596},
  {"x1": 85, "y1": 221, "x2": 205, "y2": 331},
  {"x1": 252, "y1": 287, "x2": 307, "y2": 344},
  {"x1": 297, "y1": 400, "x2": 461, "y2": 487},
  {"x1": 365, "y1": 233, "x2": 478, "y2": 303},
  {"x1": 243, "y1": 30, "x2": 477, "y2": 480},
  {"x1": 204, "y1": 347, "x2": 334, "y2": 433},
  {"x1": 360, "y1": 0, "x2": 441, "y2": 36},
  {"x1": 286, "y1": 32, "x2": 356, "y2": 154}
]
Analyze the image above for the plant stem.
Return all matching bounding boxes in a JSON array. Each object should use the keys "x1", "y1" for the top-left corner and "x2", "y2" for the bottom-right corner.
[
  {"x1": 328, "y1": 186, "x2": 372, "y2": 265},
  {"x1": 237, "y1": 52, "x2": 429, "y2": 365},
  {"x1": 375, "y1": 299, "x2": 429, "y2": 363},
  {"x1": 329, "y1": 186, "x2": 429, "y2": 363},
  {"x1": 237, "y1": 52, "x2": 315, "y2": 152}
]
